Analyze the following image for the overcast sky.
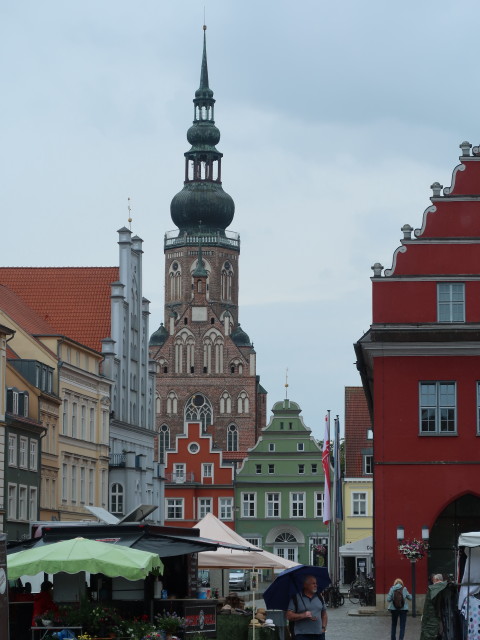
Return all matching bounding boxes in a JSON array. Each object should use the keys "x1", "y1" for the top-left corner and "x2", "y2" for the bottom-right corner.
[{"x1": 2, "y1": 1, "x2": 479, "y2": 438}]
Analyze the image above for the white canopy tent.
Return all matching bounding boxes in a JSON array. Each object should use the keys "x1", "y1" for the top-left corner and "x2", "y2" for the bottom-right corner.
[
  {"x1": 194, "y1": 513, "x2": 299, "y2": 569},
  {"x1": 458, "y1": 531, "x2": 480, "y2": 613}
]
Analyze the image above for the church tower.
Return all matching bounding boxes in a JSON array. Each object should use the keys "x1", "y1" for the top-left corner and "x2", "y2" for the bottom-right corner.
[{"x1": 150, "y1": 28, "x2": 267, "y2": 459}]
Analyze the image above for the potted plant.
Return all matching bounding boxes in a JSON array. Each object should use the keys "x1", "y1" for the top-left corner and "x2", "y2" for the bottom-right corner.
[{"x1": 155, "y1": 611, "x2": 185, "y2": 640}]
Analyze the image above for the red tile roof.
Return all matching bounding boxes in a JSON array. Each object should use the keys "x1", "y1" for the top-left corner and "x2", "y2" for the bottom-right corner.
[
  {"x1": 0, "y1": 267, "x2": 119, "y2": 353},
  {"x1": 222, "y1": 451, "x2": 249, "y2": 461},
  {"x1": 0, "y1": 285, "x2": 58, "y2": 336},
  {"x1": 344, "y1": 386, "x2": 372, "y2": 477}
]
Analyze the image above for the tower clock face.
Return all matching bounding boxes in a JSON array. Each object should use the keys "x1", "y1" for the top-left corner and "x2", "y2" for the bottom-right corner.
[{"x1": 172, "y1": 262, "x2": 179, "y2": 271}]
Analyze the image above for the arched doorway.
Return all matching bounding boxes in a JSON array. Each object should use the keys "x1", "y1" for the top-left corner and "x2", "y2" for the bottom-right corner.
[{"x1": 429, "y1": 493, "x2": 480, "y2": 578}]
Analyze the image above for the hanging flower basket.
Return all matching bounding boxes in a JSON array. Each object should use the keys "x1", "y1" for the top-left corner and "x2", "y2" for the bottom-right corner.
[{"x1": 398, "y1": 538, "x2": 429, "y2": 560}]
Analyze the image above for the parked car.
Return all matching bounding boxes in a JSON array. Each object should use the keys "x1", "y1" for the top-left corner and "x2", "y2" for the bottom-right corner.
[{"x1": 229, "y1": 570, "x2": 249, "y2": 591}]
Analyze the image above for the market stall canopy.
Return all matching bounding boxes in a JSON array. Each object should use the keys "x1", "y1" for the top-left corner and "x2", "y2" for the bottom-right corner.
[
  {"x1": 7, "y1": 536, "x2": 163, "y2": 581},
  {"x1": 339, "y1": 536, "x2": 373, "y2": 557},
  {"x1": 459, "y1": 532, "x2": 480, "y2": 547},
  {"x1": 194, "y1": 513, "x2": 299, "y2": 569}
]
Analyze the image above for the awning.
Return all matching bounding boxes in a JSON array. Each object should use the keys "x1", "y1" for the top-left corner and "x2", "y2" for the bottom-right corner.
[{"x1": 339, "y1": 536, "x2": 373, "y2": 557}]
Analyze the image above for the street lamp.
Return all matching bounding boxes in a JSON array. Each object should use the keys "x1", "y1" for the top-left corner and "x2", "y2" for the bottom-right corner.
[
  {"x1": 397, "y1": 526, "x2": 429, "y2": 618},
  {"x1": 397, "y1": 526, "x2": 405, "y2": 541}
]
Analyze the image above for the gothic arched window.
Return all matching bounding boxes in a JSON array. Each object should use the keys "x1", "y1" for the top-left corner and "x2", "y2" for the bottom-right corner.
[
  {"x1": 166, "y1": 391, "x2": 178, "y2": 415},
  {"x1": 237, "y1": 391, "x2": 249, "y2": 414},
  {"x1": 184, "y1": 394, "x2": 213, "y2": 433},
  {"x1": 159, "y1": 424, "x2": 170, "y2": 463},
  {"x1": 220, "y1": 391, "x2": 232, "y2": 414},
  {"x1": 169, "y1": 262, "x2": 182, "y2": 300},
  {"x1": 227, "y1": 424, "x2": 238, "y2": 451},
  {"x1": 221, "y1": 261, "x2": 234, "y2": 301},
  {"x1": 175, "y1": 329, "x2": 195, "y2": 374},
  {"x1": 203, "y1": 329, "x2": 224, "y2": 374}
]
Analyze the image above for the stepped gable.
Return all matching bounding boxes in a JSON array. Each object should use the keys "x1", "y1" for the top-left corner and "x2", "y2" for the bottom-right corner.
[{"x1": 0, "y1": 267, "x2": 119, "y2": 352}]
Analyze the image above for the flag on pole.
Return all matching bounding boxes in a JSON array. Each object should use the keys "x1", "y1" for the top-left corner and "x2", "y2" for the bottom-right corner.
[
  {"x1": 322, "y1": 414, "x2": 332, "y2": 525},
  {"x1": 334, "y1": 416, "x2": 344, "y2": 522}
]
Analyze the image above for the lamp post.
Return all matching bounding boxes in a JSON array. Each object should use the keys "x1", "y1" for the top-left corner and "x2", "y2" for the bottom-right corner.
[{"x1": 397, "y1": 525, "x2": 429, "y2": 618}]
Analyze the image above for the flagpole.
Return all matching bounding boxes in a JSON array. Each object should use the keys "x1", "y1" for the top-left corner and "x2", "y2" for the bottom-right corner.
[{"x1": 331, "y1": 415, "x2": 337, "y2": 586}]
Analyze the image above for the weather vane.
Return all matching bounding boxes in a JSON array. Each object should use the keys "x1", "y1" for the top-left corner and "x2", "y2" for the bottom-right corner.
[{"x1": 127, "y1": 197, "x2": 132, "y2": 230}]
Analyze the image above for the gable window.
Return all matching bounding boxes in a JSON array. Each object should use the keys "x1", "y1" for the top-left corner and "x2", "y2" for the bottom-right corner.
[
  {"x1": 290, "y1": 492, "x2": 305, "y2": 518},
  {"x1": 297, "y1": 442, "x2": 304, "y2": 451},
  {"x1": 437, "y1": 283, "x2": 465, "y2": 322},
  {"x1": 266, "y1": 493, "x2": 280, "y2": 518},
  {"x1": 174, "y1": 463, "x2": 186, "y2": 483},
  {"x1": 242, "y1": 492, "x2": 256, "y2": 517},
  {"x1": 315, "y1": 492, "x2": 324, "y2": 518},
  {"x1": 364, "y1": 454, "x2": 373, "y2": 475},
  {"x1": 420, "y1": 382, "x2": 456, "y2": 434},
  {"x1": 202, "y1": 463, "x2": 213, "y2": 482},
  {"x1": 166, "y1": 498, "x2": 184, "y2": 519},
  {"x1": 198, "y1": 498, "x2": 212, "y2": 519},
  {"x1": 219, "y1": 497, "x2": 233, "y2": 520},
  {"x1": 268, "y1": 443, "x2": 275, "y2": 452}
]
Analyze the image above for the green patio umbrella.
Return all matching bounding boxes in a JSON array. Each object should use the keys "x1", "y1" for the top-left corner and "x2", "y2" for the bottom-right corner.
[{"x1": 7, "y1": 536, "x2": 163, "y2": 581}]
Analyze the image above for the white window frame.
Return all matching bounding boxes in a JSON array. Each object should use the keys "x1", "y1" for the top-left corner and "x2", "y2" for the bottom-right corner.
[
  {"x1": 202, "y1": 463, "x2": 213, "y2": 482},
  {"x1": 166, "y1": 498, "x2": 184, "y2": 519},
  {"x1": 315, "y1": 492, "x2": 324, "y2": 518},
  {"x1": 62, "y1": 463, "x2": 68, "y2": 501},
  {"x1": 255, "y1": 464, "x2": 262, "y2": 474},
  {"x1": 297, "y1": 442, "x2": 305, "y2": 451},
  {"x1": 364, "y1": 454, "x2": 373, "y2": 475},
  {"x1": 89, "y1": 468, "x2": 94, "y2": 505},
  {"x1": 8, "y1": 483, "x2": 17, "y2": 520},
  {"x1": 198, "y1": 497, "x2": 212, "y2": 519},
  {"x1": 266, "y1": 493, "x2": 281, "y2": 518},
  {"x1": 242, "y1": 492, "x2": 256, "y2": 518},
  {"x1": 8, "y1": 434, "x2": 17, "y2": 466},
  {"x1": 311, "y1": 463, "x2": 318, "y2": 474},
  {"x1": 290, "y1": 492, "x2": 305, "y2": 518},
  {"x1": 18, "y1": 485, "x2": 28, "y2": 520},
  {"x1": 268, "y1": 443, "x2": 275, "y2": 452},
  {"x1": 29, "y1": 439, "x2": 38, "y2": 471},
  {"x1": 29, "y1": 486, "x2": 38, "y2": 520},
  {"x1": 174, "y1": 463, "x2": 186, "y2": 483},
  {"x1": 352, "y1": 491, "x2": 367, "y2": 516},
  {"x1": 19, "y1": 436, "x2": 28, "y2": 469},
  {"x1": 80, "y1": 467, "x2": 86, "y2": 503},
  {"x1": 71, "y1": 402, "x2": 77, "y2": 438},
  {"x1": 219, "y1": 497, "x2": 233, "y2": 521},
  {"x1": 419, "y1": 381, "x2": 456, "y2": 434},
  {"x1": 268, "y1": 464, "x2": 275, "y2": 474},
  {"x1": 110, "y1": 482, "x2": 124, "y2": 514},
  {"x1": 298, "y1": 464, "x2": 305, "y2": 475},
  {"x1": 437, "y1": 282, "x2": 465, "y2": 322},
  {"x1": 71, "y1": 465, "x2": 77, "y2": 503},
  {"x1": 89, "y1": 407, "x2": 95, "y2": 441}
]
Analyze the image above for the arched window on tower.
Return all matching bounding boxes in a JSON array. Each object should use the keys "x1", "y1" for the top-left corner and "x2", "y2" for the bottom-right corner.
[
  {"x1": 155, "y1": 394, "x2": 161, "y2": 415},
  {"x1": 169, "y1": 262, "x2": 182, "y2": 300},
  {"x1": 237, "y1": 391, "x2": 249, "y2": 414},
  {"x1": 219, "y1": 391, "x2": 232, "y2": 414},
  {"x1": 190, "y1": 258, "x2": 211, "y2": 300},
  {"x1": 175, "y1": 329, "x2": 195, "y2": 374},
  {"x1": 184, "y1": 394, "x2": 213, "y2": 433},
  {"x1": 221, "y1": 261, "x2": 234, "y2": 301},
  {"x1": 230, "y1": 359, "x2": 243, "y2": 375},
  {"x1": 158, "y1": 424, "x2": 170, "y2": 464},
  {"x1": 166, "y1": 391, "x2": 178, "y2": 415},
  {"x1": 227, "y1": 424, "x2": 239, "y2": 451}
]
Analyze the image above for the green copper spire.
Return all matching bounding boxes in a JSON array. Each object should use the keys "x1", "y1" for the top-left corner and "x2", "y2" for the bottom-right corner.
[{"x1": 170, "y1": 26, "x2": 235, "y2": 233}]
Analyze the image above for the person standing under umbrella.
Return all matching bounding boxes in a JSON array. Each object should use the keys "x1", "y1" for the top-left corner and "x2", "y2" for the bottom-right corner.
[{"x1": 286, "y1": 575, "x2": 328, "y2": 640}]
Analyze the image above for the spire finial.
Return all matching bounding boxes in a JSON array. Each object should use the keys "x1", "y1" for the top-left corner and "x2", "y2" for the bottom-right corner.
[
  {"x1": 285, "y1": 367, "x2": 289, "y2": 399},
  {"x1": 127, "y1": 197, "x2": 132, "y2": 230}
]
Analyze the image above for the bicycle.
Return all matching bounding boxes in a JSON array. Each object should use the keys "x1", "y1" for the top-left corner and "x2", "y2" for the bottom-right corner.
[{"x1": 324, "y1": 582, "x2": 345, "y2": 607}]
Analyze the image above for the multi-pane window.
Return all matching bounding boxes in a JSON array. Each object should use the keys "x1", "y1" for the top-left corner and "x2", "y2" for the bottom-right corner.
[
  {"x1": 8, "y1": 434, "x2": 17, "y2": 466},
  {"x1": 71, "y1": 402, "x2": 77, "y2": 438},
  {"x1": 227, "y1": 424, "x2": 238, "y2": 451},
  {"x1": 202, "y1": 464, "x2": 213, "y2": 481},
  {"x1": 89, "y1": 408, "x2": 95, "y2": 441},
  {"x1": 364, "y1": 454, "x2": 373, "y2": 475},
  {"x1": 268, "y1": 464, "x2": 275, "y2": 474},
  {"x1": 184, "y1": 394, "x2": 213, "y2": 431},
  {"x1": 80, "y1": 467, "x2": 86, "y2": 503},
  {"x1": 30, "y1": 440, "x2": 38, "y2": 470},
  {"x1": 19, "y1": 437, "x2": 28, "y2": 468},
  {"x1": 29, "y1": 487, "x2": 38, "y2": 520},
  {"x1": 159, "y1": 424, "x2": 170, "y2": 463},
  {"x1": 18, "y1": 485, "x2": 27, "y2": 520},
  {"x1": 219, "y1": 497, "x2": 233, "y2": 521},
  {"x1": 62, "y1": 464, "x2": 68, "y2": 500},
  {"x1": 315, "y1": 492, "x2": 324, "y2": 518},
  {"x1": 298, "y1": 464, "x2": 305, "y2": 475},
  {"x1": 255, "y1": 464, "x2": 262, "y2": 474},
  {"x1": 352, "y1": 492, "x2": 367, "y2": 516},
  {"x1": 81, "y1": 405, "x2": 86, "y2": 439},
  {"x1": 174, "y1": 463, "x2": 186, "y2": 482},
  {"x1": 166, "y1": 498, "x2": 184, "y2": 519},
  {"x1": 8, "y1": 484, "x2": 17, "y2": 519},
  {"x1": 198, "y1": 498, "x2": 212, "y2": 519},
  {"x1": 311, "y1": 464, "x2": 318, "y2": 473},
  {"x1": 242, "y1": 493, "x2": 256, "y2": 517},
  {"x1": 62, "y1": 399, "x2": 68, "y2": 435},
  {"x1": 111, "y1": 483, "x2": 124, "y2": 514},
  {"x1": 437, "y1": 283, "x2": 465, "y2": 322},
  {"x1": 71, "y1": 466, "x2": 77, "y2": 503},
  {"x1": 268, "y1": 443, "x2": 275, "y2": 452},
  {"x1": 266, "y1": 493, "x2": 280, "y2": 518},
  {"x1": 420, "y1": 382, "x2": 456, "y2": 433},
  {"x1": 290, "y1": 492, "x2": 305, "y2": 518},
  {"x1": 89, "y1": 469, "x2": 94, "y2": 505},
  {"x1": 297, "y1": 442, "x2": 304, "y2": 451}
]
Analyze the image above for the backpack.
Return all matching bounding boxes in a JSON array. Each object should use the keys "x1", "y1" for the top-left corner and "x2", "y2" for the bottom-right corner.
[
  {"x1": 288, "y1": 592, "x2": 324, "y2": 640},
  {"x1": 393, "y1": 588, "x2": 405, "y2": 610}
]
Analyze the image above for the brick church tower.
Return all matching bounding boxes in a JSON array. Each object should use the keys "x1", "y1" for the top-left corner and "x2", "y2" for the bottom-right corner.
[{"x1": 149, "y1": 28, "x2": 267, "y2": 459}]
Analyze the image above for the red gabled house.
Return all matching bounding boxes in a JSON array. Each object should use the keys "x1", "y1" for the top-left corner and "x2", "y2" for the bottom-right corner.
[
  {"x1": 355, "y1": 140, "x2": 480, "y2": 609},
  {"x1": 164, "y1": 422, "x2": 235, "y2": 528}
]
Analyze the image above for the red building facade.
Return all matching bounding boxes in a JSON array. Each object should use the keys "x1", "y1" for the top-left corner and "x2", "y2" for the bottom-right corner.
[
  {"x1": 164, "y1": 421, "x2": 235, "y2": 528},
  {"x1": 355, "y1": 141, "x2": 480, "y2": 606}
]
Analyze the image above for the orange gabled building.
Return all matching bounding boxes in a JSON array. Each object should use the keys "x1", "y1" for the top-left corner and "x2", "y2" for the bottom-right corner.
[{"x1": 164, "y1": 422, "x2": 235, "y2": 528}]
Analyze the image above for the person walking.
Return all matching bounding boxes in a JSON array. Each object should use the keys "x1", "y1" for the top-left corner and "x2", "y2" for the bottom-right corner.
[
  {"x1": 386, "y1": 578, "x2": 412, "y2": 640},
  {"x1": 286, "y1": 574, "x2": 328, "y2": 640}
]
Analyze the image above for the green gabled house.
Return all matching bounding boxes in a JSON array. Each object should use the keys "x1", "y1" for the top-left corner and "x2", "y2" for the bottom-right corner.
[{"x1": 234, "y1": 399, "x2": 329, "y2": 567}]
